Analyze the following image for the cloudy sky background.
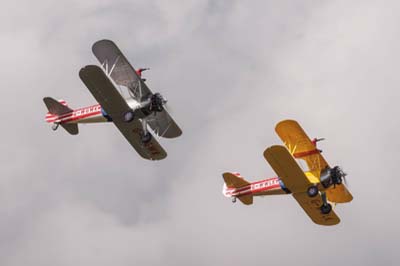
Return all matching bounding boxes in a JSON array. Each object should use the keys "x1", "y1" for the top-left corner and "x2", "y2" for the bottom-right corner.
[{"x1": 1, "y1": 0, "x2": 400, "y2": 265}]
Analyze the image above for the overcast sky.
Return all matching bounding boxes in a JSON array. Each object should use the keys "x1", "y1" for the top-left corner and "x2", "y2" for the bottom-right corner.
[{"x1": 1, "y1": 1, "x2": 400, "y2": 265}]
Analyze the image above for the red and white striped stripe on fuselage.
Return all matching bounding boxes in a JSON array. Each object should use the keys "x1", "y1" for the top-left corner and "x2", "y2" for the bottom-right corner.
[
  {"x1": 45, "y1": 104, "x2": 107, "y2": 124},
  {"x1": 223, "y1": 177, "x2": 287, "y2": 198}
]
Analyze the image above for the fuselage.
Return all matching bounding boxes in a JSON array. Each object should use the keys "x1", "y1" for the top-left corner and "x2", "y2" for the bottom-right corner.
[
  {"x1": 223, "y1": 177, "x2": 288, "y2": 198},
  {"x1": 222, "y1": 171, "x2": 322, "y2": 200},
  {"x1": 45, "y1": 104, "x2": 105, "y2": 124},
  {"x1": 45, "y1": 99, "x2": 141, "y2": 124}
]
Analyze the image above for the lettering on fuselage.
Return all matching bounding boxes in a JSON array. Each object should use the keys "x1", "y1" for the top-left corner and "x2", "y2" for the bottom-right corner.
[
  {"x1": 251, "y1": 178, "x2": 280, "y2": 190},
  {"x1": 73, "y1": 105, "x2": 101, "y2": 117}
]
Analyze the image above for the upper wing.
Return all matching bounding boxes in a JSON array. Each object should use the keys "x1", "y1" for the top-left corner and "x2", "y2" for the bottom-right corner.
[
  {"x1": 292, "y1": 192, "x2": 340, "y2": 226},
  {"x1": 92, "y1": 39, "x2": 182, "y2": 139},
  {"x1": 276, "y1": 120, "x2": 353, "y2": 203},
  {"x1": 92, "y1": 39, "x2": 151, "y2": 102},
  {"x1": 275, "y1": 120, "x2": 328, "y2": 172},
  {"x1": 264, "y1": 146, "x2": 340, "y2": 225},
  {"x1": 263, "y1": 145, "x2": 311, "y2": 193},
  {"x1": 79, "y1": 65, "x2": 167, "y2": 160}
]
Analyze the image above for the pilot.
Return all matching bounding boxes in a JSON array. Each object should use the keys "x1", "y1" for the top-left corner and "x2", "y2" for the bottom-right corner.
[
  {"x1": 312, "y1": 138, "x2": 323, "y2": 153},
  {"x1": 136, "y1": 68, "x2": 149, "y2": 81}
]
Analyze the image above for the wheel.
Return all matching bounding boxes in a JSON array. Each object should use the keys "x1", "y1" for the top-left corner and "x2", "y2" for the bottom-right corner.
[
  {"x1": 141, "y1": 132, "x2": 152, "y2": 143},
  {"x1": 52, "y1": 123, "x2": 59, "y2": 131},
  {"x1": 320, "y1": 203, "x2": 332, "y2": 214},
  {"x1": 232, "y1": 197, "x2": 237, "y2": 203},
  {"x1": 307, "y1": 185, "x2": 319, "y2": 197},
  {"x1": 123, "y1": 110, "x2": 135, "y2": 123}
]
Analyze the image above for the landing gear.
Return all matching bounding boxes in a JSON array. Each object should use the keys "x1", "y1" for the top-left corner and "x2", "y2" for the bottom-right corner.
[
  {"x1": 232, "y1": 197, "x2": 237, "y2": 203},
  {"x1": 320, "y1": 191, "x2": 332, "y2": 214},
  {"x1": 320, "y1": 203, "x2": 332, "y2": 214},
  {"x1": 140, "y1": 119, "x2": 152, "y2": 143},
  {"x1": 307, "y1": 185, "x2": 318, "y2": 197},
  {"x1": 141, "y1": 132, "x2": 152, "y2": 143},
  {"x1": 52, "y1": 123, "x2": 59, "y2": 131},
  {"x1": 123, "y1": 110, "x2": 135, "y2": 123}
]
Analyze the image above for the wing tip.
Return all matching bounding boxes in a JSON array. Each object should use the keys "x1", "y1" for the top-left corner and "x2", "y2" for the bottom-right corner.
[
  {"x1": 79, "y1": 65, "x2": 103, "y2": 78},
  {"x1": 263, "y1": 145, "x2": 287, "y2": 157},
  {"x1": 92, "y1": 39, "x2": 115, "y2": 49},
  {"x1": 275, "y1": 119, "x2": 299, "y2": 131},
  {"x1": 92, "y1": 39, "x2": 119, "y2": 56}
]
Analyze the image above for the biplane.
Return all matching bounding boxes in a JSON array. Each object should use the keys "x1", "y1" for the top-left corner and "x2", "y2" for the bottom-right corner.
[
  {"x1": 43, "y1": 40, "x2": 182, "y2": 160},
  {"x1": 222, "y1": 120, "x2": 353, "y2": 225}
]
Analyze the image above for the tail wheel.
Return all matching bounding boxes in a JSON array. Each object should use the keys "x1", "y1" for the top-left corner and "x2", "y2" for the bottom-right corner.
[
  {"x1": 232, "y1": 197, "x2": 237, "y2": 203},
  {"x1": 320, "y1": 203, "x2": 332, "y2": 214},
  {"x1": 141, "y1": 132, "x2": 152, "y2": 143},
  {"x1": 52, "y1": 123, "x2": 59, "y2": 131},
  {"x1": 307, "y1": 185, "x2": 319, "y2": 197},
  {"x1": 123, "y1": 110, "x2": 135, "y2": 123}
]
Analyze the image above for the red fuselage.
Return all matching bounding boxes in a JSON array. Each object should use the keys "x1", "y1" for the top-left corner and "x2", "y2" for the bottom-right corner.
[{"x1": 223, "y1": 177, "x2": 288, "y2": 198}]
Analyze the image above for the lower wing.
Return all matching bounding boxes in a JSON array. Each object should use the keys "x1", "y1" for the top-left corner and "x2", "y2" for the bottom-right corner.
[
  {"x1": 293, "y1": 192, "x2": 340, "y2": 226},
  {"x1": 79, "y1": 65, "x2": 167, "y2": 160},
  {"x1": 264, "y1": 145, "x2": 340, "y2": 225}
]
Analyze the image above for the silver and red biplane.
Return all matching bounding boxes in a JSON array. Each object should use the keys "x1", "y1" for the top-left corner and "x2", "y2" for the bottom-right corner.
[{"x1": 43, "y1": 40, "x2": 182, "y2": 160}]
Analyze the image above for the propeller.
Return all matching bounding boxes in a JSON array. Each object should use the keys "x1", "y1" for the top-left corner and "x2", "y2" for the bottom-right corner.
[
  {"x1": 331, "y1": 167, "x2": 351, "y2": 199},
  {"x1": 145, "y1": 93, "x2": 174, "y2": 137},
  {"x1": 328, "y1": 166, "x2": 349, "y2": 189},
  {"x1": 342, "y1": 172, "x2": 349, "y2": 187},
  {"x1": 149, "y1": 93, "x2": 165, "y2": 112},
  {"x1": 337, "y1": 167, "x2": 349, "y2": 188}
]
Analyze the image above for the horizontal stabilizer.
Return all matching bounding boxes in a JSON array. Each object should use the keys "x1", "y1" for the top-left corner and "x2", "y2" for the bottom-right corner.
[
  {"x1": 61, "y1": 124, "x2": 79, "y2": 135},
  {"x1": 43, "y1": 97, "x2": 72, "y2": 115},
  {"x1": 238, "y1": 195, "x2": 253, "y2": 205},
  {"x1": 223, "y1": 172, "x2": 250, "y2": 188}
]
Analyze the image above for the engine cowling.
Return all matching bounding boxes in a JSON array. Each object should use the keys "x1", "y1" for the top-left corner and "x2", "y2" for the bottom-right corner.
[
  {"x1": 320, "y1": 166, "x2": 345, "y2": 188},
  {"x1": 149, "y1": 93, "x2": 166, "y2": 113}
]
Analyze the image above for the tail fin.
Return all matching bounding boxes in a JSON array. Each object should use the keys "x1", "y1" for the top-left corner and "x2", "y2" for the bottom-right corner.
[
  {"x1": 43, "y1": 97, "x2": 73, "y2": 115},
  {"x1": 43, "y1": 97, "x2": 79, "y2": 135},
  {"x1": 223, "y1": 172, "x2": 251, "y2": 188},
  {"x1": 222, "y1": 172, "x2": 253, "y2": 205}
]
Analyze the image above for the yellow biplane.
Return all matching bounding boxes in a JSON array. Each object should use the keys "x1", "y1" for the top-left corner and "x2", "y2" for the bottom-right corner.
[{"x1": 222, "y1": 120, "x2": 353, "y2": 225}]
